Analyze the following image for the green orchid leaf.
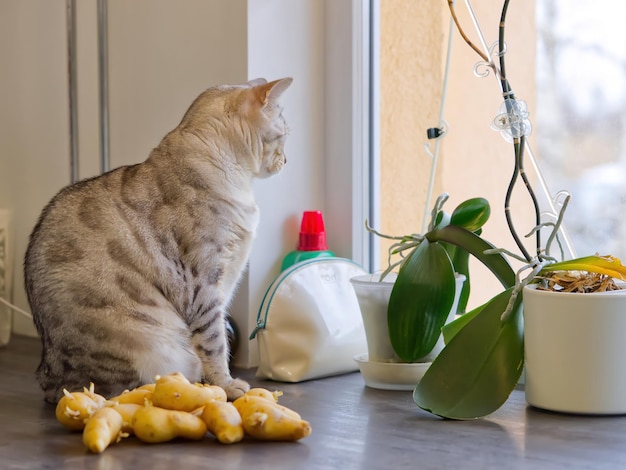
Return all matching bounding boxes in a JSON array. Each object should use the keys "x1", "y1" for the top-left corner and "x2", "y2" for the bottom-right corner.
[
  {"x1": 388, "y1": 239, "x2": 456, "y2": 362},
  {"x1": 450, "y1": 197, "x2": 491, "y2": 232},
  {"x1": 429, "y1": 223, "x2": 516, "y2": 344},
  {"x1": 539, "y1": 254, "x2": 626, "y2": 280},
  {"x1": 413, "y1": 288, "x2": 523, "y2": 419},
  {"x1": 428, "y1": 225, "x2": 516, "y2": 288},
  {"x1": 442, "y1": 242, "x2": 471, "y2": 313},
  {"x1": 441, "y1": 301, "x2": 485, "y2": 344},
  {"x1": 442, "y1": 198, "x2": 491, "y2": 312}
]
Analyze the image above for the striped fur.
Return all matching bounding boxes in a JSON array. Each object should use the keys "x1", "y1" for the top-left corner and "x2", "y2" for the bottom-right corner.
[{"x1": 24, "y1": 78, "x2": 292, "y2": 403}]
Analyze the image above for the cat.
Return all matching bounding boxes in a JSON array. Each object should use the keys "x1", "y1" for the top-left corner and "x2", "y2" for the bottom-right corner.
[{"x1": 24, "y1": 77, "x2": 293, "y2": 403}]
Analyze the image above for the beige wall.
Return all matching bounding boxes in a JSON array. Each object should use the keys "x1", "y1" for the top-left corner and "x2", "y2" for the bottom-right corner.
[
  {"x1": 380, "y1": 1, "x2": 536, "y2": 307},
  {"x1": 379, "y1": 0, "x2": 443, "y2": 248}
]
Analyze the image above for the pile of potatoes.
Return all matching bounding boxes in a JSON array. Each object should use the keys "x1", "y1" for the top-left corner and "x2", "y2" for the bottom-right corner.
[{"x1": 55, "y1": 372, "x2": 312, "y2": 453}]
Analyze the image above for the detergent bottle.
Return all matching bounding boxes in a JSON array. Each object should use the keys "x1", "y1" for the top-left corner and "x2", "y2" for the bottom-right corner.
[{"x1": 280, "y1": 210, "x2": 335, "y2": 271}]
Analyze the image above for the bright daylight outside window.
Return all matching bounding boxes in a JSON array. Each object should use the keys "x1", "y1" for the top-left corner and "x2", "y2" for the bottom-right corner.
[{"x1": 536, "y1": 0, "x2": 626, "y2": 259}]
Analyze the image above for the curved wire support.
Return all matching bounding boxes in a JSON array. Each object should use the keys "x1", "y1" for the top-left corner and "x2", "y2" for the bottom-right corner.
[
  {"x1": 551, "y1": 190, "x2": 571, "y2": 212},
  {"x1": 538, "y1": 190, "x2": 571, "y2": 225},
  {"x1": 492, "y1": 39, "x2": 508, "y2": 57},
  {"x1": 473, "y1": 41, "x2": 505, "y2": 79},
  {"x1": 473, "y1": 60, "x2": 493, "y2": 78}
]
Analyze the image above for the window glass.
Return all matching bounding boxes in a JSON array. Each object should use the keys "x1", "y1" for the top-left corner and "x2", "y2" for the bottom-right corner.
[{"x1": 536, "y1": 0, "x2": 626, "y2": 258}]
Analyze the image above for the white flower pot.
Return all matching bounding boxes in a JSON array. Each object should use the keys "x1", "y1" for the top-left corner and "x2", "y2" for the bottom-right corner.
[
  {"x1": 524, "y1": 283, "x2": 626, "y2": 414},
  {"x1": 350, "y1": 272, "x2": 465, "y2": 363},
  {"x1": 350, "y1": 272, "x2": 399, "y2": 363}
]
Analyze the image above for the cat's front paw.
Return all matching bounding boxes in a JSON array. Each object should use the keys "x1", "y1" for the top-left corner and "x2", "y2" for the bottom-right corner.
[{"x1": 222, "y1": 377, "x2": 250, "y2": 400}]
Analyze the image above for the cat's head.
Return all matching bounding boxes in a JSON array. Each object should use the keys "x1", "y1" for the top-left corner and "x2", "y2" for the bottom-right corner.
[
  {"x1": 238, "y1": 77, "x2": 293, "y2": 178},
  {"x1": 179, "y1": 77, "x2": 293, "y2": 179}
]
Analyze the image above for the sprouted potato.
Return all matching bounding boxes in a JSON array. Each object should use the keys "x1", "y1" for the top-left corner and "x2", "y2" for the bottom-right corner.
[{"x1": 55, "y1": 373, "x2": 311, "y2": 451}]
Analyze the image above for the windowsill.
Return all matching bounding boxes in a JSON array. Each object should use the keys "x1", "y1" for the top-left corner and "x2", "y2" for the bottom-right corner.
[{"x1": 2, "y1": 335, "x2": 624, "y2": 468}]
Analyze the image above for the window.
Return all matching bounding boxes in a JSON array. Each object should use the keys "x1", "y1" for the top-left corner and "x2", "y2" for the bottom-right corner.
[
  {"x1": 376, "y1": 1, "x2": 626, "y2": 306},
  {"x1": 377, "y1": 1, "x2": 536, "y2": 306},
  {"x1": 536, "y1": 0, "x2": 626, "y2": 259}
]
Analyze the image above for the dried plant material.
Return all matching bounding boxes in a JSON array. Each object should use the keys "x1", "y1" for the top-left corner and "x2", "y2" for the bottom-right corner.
[{"x1": 537, "y1": 271, "x2": 623, "y2": 293}]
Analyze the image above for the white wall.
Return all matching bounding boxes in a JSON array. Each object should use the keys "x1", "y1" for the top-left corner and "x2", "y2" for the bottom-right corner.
[
  {"x1": 0, "y1": 0, "x2": 364, "y2": 368},
  {"x1": 236, "y1": 0, "x2": 367, "y2": 367}
]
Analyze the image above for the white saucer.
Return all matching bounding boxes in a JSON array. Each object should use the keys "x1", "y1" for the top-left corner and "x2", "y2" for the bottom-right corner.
[{"x1": 353, "y1": 353, "x2": 431, "y2": 391}]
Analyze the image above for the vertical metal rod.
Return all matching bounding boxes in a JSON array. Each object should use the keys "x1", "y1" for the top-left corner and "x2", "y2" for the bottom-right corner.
[
  {"x1": 368, "y1": 0, "x2": 380, "y2": 273},
  {"x1": 97, "y1": 0, "x2": 110, "y2": 174},
  {"x1": 66, "y1": 0, "x2": 79, "y2": 184}
]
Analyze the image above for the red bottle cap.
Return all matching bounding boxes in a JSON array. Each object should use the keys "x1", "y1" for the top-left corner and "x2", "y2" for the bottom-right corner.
[{"x1": 298, "y1": 211, "x2": 328, "y2": 251}]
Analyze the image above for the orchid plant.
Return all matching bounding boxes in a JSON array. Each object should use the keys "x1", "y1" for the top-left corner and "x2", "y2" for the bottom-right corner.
[{"x1": 369, "y1": 0, "x2": 626, "y2": 420}]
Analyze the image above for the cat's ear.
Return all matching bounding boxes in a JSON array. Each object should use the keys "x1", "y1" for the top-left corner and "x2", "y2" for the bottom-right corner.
[
  {"x1": 253, "y1": 77, "x2": 293, "y2": 107},
  {"x1": 247, "y1": 78, "x2": 268, "y2": 87}
]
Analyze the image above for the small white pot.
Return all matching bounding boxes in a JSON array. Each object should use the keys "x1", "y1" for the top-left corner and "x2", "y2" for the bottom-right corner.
[
  {"x1": 350, "y1": 272, "x2": 465, "y2": 363},
  {"x1": 524, "y1": 283, "x2": 626, "y2": 414}
]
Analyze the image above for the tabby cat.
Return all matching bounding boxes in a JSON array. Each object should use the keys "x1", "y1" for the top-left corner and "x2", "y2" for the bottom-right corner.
[{"x1": 24, "y1": 77, "x2": 293, "y2": 403}]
